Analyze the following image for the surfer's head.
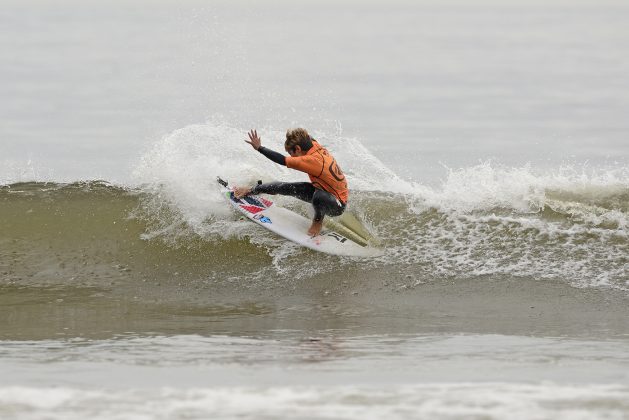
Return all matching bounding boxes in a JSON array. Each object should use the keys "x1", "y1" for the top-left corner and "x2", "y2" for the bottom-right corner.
[{"x1": 285, "y1": 128, "x2": 313, "y2": 156}]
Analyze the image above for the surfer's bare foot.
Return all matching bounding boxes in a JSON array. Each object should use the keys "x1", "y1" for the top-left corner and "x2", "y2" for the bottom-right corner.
[
  {"x1": 308, "y1": 220, "x2": 323, "y2": 237},
  {"x1": 233, "y1": 186, "x2": 252, "y2": 198}
]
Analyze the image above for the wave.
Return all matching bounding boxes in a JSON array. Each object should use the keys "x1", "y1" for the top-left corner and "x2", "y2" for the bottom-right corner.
[
  {"x1": 1, "y1": 123, "x2": 627, "y2": 289},
  {"x1": 1, "y1": 178, "x2": 626, "y2": 289}
]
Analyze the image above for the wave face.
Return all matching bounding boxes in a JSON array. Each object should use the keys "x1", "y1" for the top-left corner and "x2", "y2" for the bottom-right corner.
[{"x1": 1, "y1": 126, "x2": 627, "y2": 291}]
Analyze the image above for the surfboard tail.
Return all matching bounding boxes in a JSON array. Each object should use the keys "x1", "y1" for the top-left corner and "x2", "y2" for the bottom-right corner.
[{"x1": 324, "y1": 212, "x2": 381, "y2": 248}]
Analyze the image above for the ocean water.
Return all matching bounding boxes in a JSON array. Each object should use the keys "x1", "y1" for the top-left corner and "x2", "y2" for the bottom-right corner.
[{"x1": 1, "y1": 0, "x2": 629, "y2": 419}]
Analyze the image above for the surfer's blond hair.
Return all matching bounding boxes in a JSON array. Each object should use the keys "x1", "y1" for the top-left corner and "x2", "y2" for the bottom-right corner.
[{"x1": 285, "y1": 128, "x2": 313, "y2": 152}]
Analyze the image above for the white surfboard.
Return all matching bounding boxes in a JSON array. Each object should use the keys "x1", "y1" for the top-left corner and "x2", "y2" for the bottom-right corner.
[{"x1": 218, "y1": 178, "x2": 381, "y2": 257}]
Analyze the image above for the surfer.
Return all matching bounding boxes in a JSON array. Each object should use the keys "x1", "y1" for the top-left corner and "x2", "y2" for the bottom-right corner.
[{"x1": 234, "y1": 128, "x2": 348, "y2": 237}]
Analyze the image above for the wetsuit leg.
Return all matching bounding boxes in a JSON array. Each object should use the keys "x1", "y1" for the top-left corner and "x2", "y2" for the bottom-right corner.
[
  {"x1": 311, "y1": 188, "x2": 346, "y2": 222},
  {"x1": 252, "y1": 182, "x2": 315, "y2": 203},
  {"x1": 252, "y1": 182, "x2": 346, "y2": 222}
]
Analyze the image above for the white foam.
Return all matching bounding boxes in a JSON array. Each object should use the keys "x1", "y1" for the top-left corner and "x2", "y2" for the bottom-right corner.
[
  {"x1": 415, "y1": 161, "x2": 629, "y2": 215},
  {"x1": 1, "y1": 383, "x2": 628, "y2": 420},
  {"x1": 133, "y1": 122, "x2": 628, "y2": 228},
  {"x1": 130, "y1": 121, "x2": 628, "y2": 287},
  {"x1": 7, "y1": 130, "x2": 623, "y2": 224},
  {"x1": 3, "y1": 334, "x2": 629, "y2": 418},
  {"x1": 374, "y1": 161, "x2": 629, "y2": 288}
]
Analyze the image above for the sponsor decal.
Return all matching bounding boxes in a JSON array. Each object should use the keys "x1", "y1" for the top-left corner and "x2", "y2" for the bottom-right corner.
[
  {"x1": 259, "y1": 197, "x2": 274, "y2": 208},
  {"x1": 253, "y1": 214, "x2": 272, "y2": 224},
  {"x1": 326, "y1": 232, "x2": 348, "y2": 243},
  {"x1": 240, "y1": 204, "x2": 264, "y2": 214},
  {"x1": 243, "y1": 196, "x2": 264, "y2": 207}
]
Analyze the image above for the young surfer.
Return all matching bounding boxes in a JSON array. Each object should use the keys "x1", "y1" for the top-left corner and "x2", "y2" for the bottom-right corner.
[{"x1": 234, "y1": 128, "x2": 348, "y2": 237}]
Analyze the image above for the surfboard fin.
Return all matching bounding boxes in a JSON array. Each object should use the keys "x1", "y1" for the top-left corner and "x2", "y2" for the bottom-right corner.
[{"x1": 323, "y1": 212, "x2": 381, "y2": 248}]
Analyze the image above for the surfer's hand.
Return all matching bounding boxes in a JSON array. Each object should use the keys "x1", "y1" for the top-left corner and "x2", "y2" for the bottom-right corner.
[
  {"x1": 233, "y1": 186, "x2": 252, "y2": 199},
  {"x1": 245, "y1": 129, "x2": 261, "y2": 150}
]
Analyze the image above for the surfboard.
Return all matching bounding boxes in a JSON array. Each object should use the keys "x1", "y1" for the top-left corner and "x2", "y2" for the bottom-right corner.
[{"x1": 217, "y1": 177, "x2": 381, "y2": 257}]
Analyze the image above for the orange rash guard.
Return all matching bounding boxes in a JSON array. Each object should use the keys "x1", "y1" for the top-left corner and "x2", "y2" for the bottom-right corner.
[{"x1": 285, "y1": 141, "x2": 349, "y2": 204}]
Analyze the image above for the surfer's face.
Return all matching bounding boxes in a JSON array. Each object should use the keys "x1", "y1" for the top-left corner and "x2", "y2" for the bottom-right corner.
[{"x1": 286, "y1": 145, "x2": 305, "y2": 157}]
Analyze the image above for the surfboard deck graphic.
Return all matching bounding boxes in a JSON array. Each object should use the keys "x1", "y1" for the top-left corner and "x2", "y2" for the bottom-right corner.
[{"x1": 217, "y1": 177, "x2": 382, "y2": 257}]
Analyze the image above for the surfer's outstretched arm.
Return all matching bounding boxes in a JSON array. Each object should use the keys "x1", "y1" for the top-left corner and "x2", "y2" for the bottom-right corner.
[
  {"x1": 257, "y1": 147, "x2": 286, "y2": 166},
  {"x1": 244, "y1": 129, "x2": 287, "y2": 166}
]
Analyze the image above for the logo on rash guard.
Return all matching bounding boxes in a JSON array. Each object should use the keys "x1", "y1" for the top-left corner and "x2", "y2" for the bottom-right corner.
[
  {"x1": 253, "y1": 214, "x2": 272, "y2": 224},
  {"x1": 329, "y1": 160, "x2": 345, "y2": 182}
]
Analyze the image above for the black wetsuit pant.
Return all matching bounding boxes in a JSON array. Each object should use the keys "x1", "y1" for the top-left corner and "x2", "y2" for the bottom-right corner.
[{"x1": 252, "y1": 182, "x2": 345, "y2": 222}]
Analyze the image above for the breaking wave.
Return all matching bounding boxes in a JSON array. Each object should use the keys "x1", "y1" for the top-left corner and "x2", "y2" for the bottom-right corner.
[{"x1": 1, "y1": 123, "x2": 627, "y2": 289}]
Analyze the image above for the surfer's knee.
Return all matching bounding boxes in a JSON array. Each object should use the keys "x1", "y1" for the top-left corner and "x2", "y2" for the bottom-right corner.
[
  {"x1": 311, "y1": 190, "x2": 328, "y2": 211},
  {"x1": 312, "y1": 189, "x2": 344, "y2": 216}
]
